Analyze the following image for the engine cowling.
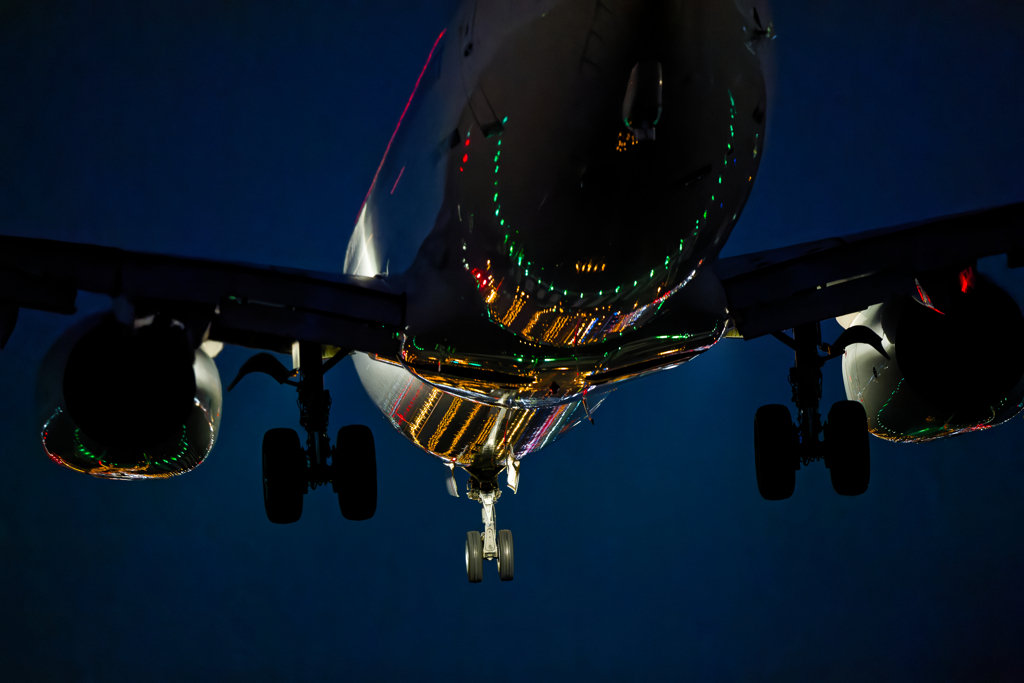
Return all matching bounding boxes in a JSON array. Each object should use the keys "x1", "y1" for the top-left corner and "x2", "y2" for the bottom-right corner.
[
  {"x1": 37, "y1": 313, "x2": 223, "y2": 479},
  {"x1": 842, "y1": 275, "x2": 1024, "y2": 442}
]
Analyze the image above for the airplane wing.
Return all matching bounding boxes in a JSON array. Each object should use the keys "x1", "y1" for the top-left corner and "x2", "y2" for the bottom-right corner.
[
  {"x1": 0, "y1": 235, "x2": 405, "y2": 355},
  {"x1": 714, "y1": 202, "x2": 1024, "y2": 339}
]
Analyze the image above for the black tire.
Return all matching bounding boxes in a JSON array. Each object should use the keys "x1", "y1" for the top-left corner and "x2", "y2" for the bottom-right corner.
[
  {"x1": 262, "y1": 428, "x2": 305, "y2": 524},
  {"x1": 334, "y1": 424, "x2": 377, "y2": 521},
  {"x1": 466, "y1": 531, "x2": 483, "y2": 583},
  {"x1": 754, "y1": 404, "x2": 797, "y2": 500},
  {"x1": 825, "y1": 401, "x2": 870, "y2": 496},
  {"x1": 497, "y1": 529, "x2": 514, "y2": 582}
]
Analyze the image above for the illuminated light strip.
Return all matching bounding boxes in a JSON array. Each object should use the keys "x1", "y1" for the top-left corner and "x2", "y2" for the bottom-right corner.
[
  {"x1": 395, "y1": 384, "x2": 424, "y2": 427},
  {"x1": 543, "y1": 314, "x2": 570, "y2": 343},
  {"x1": 595, "y1": 311, "x2": 620, "y2": 337},
  {"x1": 505, "y1": 409, "x2": 532, "y2": 454},
  {"x1": 521, "y1": 309, "x2": 547, "y2": 336},
  {"x1": 579, "y1": 316, "x2": 600, "y2": 343},
  {"x1": 438, "y1": 403, "x2": 483, "y2": 456},
  {"x1": 551, "y1": 403, "x2": 581, "y2": 437},
  {"x1": 389, "y1": 374, "x2": 416, "y2": 418},
  {"x1": 536, "y1": 405, "x2": 571, "y2": 451},
  {"x1": 390, "y1": 166, "x2": 406, "y2": 194},
  {"x1": 875, "y1": 378, "x2": 907, "y2": 440},
  {"x1": 499, "y1": 294, "x2": 527, "y2": 327},
  {"x1": 428, "y1": 397, "x2": 462, "y2": 452},
  {"x1": 522, "y1": 404, "x2": 568, "y2": 453},
  {"x1": 408, "y1": 388, "x2": 440, "y2": 445},
  {"x1": 358, "y1": 29, "x2": 447, "y2": 215},
  {"x1": 40, "y1": 409, "x2": 84, "y2": 473}
]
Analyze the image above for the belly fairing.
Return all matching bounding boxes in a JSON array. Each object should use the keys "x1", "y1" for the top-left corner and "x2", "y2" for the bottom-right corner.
[{"x1": 353, "y1": 352, "x2": 607, "y2": 465}]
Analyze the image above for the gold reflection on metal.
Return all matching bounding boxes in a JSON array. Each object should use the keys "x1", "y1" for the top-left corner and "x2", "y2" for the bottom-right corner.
[
  {"x1": 378, "y1": 329, "x2": 719, "y2": 469},
  {"x1": 506, "y1": 410, "x2": 532, "y2": 445},
  {"x1": 41, "y1": 404, "x2": 215, "y2": 480},
  {"x1": 438, "y1": 402, "x2": 484, "y2": 457},
  {"x1": 542, "y1": 314, "x2": 571, "y2": 343},
  {"x1": 481, "y1": 276, "x2": 683, "y2": 347},
  {"x1": 409, "y1": 388, "x2": 442, "y2": 447},
  {"x1": 427, "y1": 397, "x2": 461, "y2": 452},
  {"x1": 387, "y1": 387, "x2": 560, "y2": 467},
  {"x1": 521, "y1": 310, "x2": 545, "y2": 337},
  {"x1": 460, "y1": 412, "x2": 498, "y2": 464},
  {"x1": 497, "y1": 289, "x2": 527, "y2": 327}
]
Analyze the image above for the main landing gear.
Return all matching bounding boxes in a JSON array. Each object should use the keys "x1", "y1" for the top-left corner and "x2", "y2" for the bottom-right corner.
[
  {"x1": 755, "y1": 321, "x2": 885, "y2": 500},
  {"x1": 462, "y1": 460, "x2": 514, "y2": 583},
  {"x1": 231, "y1": 341, "x2": 377, "y2": 523}
]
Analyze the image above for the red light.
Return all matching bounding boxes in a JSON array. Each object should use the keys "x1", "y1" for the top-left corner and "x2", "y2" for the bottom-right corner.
[
  {"x1": 462, "y1": 154, "x2": 468, "y2": 163},
  {"x1": 465, "y1": 139, "x2": 470, "y2": 146},
  {"x1": 959, "y1": 266, "x2": 975, "y2": 294}
]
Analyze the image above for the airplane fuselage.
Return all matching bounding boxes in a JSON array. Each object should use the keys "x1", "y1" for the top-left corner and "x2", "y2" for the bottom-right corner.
[{"x1": 345, "y1": 0, "x2": 771, "y2": 468}]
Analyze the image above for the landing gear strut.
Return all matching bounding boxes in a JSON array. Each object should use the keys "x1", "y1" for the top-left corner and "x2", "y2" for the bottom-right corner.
[
  {"x1": 756, "y1": 322, "x2": 885, "y2": 500},
  {"x1": 240, "y1": 341, "x2": 377, "y2": 523},
  {"x1": 464, "y1": 459, "x2": 514, "y2": 583}
]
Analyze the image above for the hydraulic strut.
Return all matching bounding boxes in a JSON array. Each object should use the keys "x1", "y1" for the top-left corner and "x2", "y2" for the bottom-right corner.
[
  {"x1": 772, "y1": 321, "x2": 889, "y2": 464},
  {"x1": 787, "y1": 321, "x2": 825, "y2": 457},
  {"x1": 466, "y1": 460, "x2": 503, "y2": 560},
  {"x1": 296, "y1": 340, "x2": 333, "y2": 488}
]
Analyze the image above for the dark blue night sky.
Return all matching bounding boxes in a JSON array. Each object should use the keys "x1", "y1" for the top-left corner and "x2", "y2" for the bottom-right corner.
[{"x1": 2, "y1": 1, "x2": 1023, "y2": 680}]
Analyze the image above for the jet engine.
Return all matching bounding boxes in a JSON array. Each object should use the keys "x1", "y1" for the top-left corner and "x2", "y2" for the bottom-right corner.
[
  {"x1": 842, "y1": 270, "x2": 1024, "y2": 442},
  {"x1": 37, "y1": 313, "x2": 223, "y2": 479}
]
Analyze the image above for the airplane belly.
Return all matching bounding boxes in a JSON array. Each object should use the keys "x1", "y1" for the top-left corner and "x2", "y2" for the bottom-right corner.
[{"x1": 352, "y1": 352, "x2": 605, "y2": 466}]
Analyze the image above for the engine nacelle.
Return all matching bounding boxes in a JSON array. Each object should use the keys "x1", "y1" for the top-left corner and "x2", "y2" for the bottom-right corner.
[
  {"x1": 37, "y1": 313, "x2": 223, "y2": 479},
  {"x1": 842, "y1": 275, "x2": 1024, "y2": 442}
]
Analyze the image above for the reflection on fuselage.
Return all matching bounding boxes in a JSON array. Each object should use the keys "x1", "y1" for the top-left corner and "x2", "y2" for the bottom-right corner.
[
  {"x1": 354, "y1": 353, "x2": 603, "y2": 465},
  {"x1": 346, "y1": 0, "x2": 770, "y2": 468}
]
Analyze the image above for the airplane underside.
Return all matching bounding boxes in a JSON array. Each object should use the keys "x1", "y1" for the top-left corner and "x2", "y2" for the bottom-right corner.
[{"x1": 2, "y1": 0, "x2": 1023, "y2": 585}]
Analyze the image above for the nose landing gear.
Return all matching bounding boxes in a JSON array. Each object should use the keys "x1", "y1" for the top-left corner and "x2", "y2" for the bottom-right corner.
[
  {"x1": 755, "y1": 322, "x2": 885, "y2": 500},
  {"x1": 463, "y1": 462, "x2": 514, "y2": 583}
]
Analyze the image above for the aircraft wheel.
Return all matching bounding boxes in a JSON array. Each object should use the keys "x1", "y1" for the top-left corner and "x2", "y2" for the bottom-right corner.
[
  {"x1": 466, "y1": 531, "x2": 483, "y2": 583},
  {"x1": 497, "y1": 529, "x2": 514, "y2": 581},
  {"x1": 825, "y1": 401, "x2": 870, "y2": 496},
  {"x1": 754, "y1": 404, "x2": 797, "y2": 500},
  {"x1": 334, "y1": 425, "x2": 377, "y2": 521},
  {"x1": 262, "y1": 428, "x2": 305, "y2": 524}
]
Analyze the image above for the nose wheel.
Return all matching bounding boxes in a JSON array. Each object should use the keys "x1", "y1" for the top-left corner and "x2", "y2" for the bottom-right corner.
[
  {"x1": 466, "y1": 531, "x2": 483, "y2": 583},
  {"x1": 497, "y1": 529, "x2": 514, "y2": 581}
]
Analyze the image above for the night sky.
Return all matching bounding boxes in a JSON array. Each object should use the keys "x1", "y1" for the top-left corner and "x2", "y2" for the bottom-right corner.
[{"x1": 2, "y1": 1, "x2": 1024, "y2": 680}]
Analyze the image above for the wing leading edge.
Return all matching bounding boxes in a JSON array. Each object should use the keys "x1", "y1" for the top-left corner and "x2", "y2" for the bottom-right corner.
[
  {"x1": 714, "y1": 202, "x2": 1024, "y2": 339},
  {"x1": 0, "y1": 236, "x2": 405, "y2": 355}
]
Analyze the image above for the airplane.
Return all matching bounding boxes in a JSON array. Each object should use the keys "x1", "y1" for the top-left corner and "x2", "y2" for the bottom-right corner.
[{"x1": 1, "y1": 0, "x2": 1022, "y2": 584}]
